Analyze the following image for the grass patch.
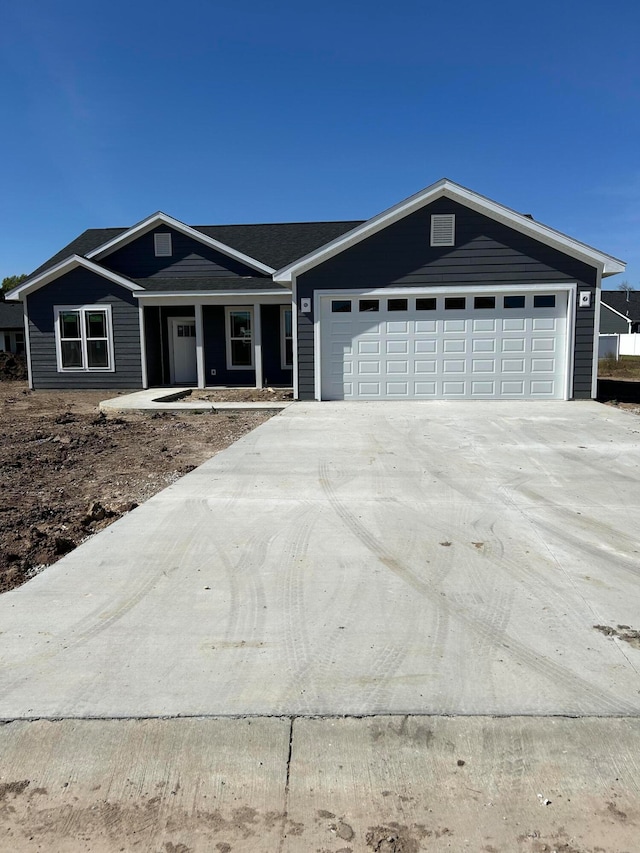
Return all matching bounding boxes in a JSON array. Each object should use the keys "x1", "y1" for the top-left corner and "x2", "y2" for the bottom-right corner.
[{"x1": 598, "y1": 355, "x2": 640, "y2": 380}]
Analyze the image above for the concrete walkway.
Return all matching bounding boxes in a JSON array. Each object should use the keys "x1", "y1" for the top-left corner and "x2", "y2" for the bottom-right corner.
[
  {"x1": 99, "y1": 387, "x2": 292, "y2": 412},
  {"x1": 1, "y1": 400, "x2": 640, "y2": 719}
]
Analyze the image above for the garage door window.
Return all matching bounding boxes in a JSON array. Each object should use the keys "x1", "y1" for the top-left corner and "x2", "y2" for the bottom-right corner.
[
  {"x1": 534, "y1": 295, "x2": 556, "y2": 308},
  {"x1": 504, "y1": 295, "x2": 525, "y2": 309},
  {"x1": 474, "y1": 296, "x2": 495, "y2": 309},
  {"x1": 332, "y1": 300, "x2": 351, "y2": 313},
  {"x1": 388, "y1": 298, "x2": 408, "y2": 311},
  {"x1": 359, "y1": 299, "x2": 379, "y2": 312},
  {"x1": 445, "y1": 297, "x2": 466, "y2": 310}
]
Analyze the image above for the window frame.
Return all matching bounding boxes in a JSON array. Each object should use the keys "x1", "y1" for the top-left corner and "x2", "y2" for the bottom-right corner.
[
  {"x1": 225, "y1": 306, "x2": 254, "y2": 371},
  {"x1": 280, "y1": 305, "x2": 293, "y2": 370},
  {"x1": 54, "y1": 305, "x2": 115, "y2": 373}
]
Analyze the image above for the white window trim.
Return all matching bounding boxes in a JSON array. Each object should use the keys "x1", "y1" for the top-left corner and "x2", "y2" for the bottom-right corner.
[
  {"x1": 225, "y1": 306, "x2": 254, "y2": 371},
  {"x1": 54, "y1": 304, "x2": 115, "y2": 373},
  {"x1": 280, "y1": 305, "x2": 293, "y2": 370},
  {"x1": 430, "y1": 214, "x2": 455, "y2": 247},
  {"x1": 154, "y1": 232, "x2": 173, "y2": 257}
]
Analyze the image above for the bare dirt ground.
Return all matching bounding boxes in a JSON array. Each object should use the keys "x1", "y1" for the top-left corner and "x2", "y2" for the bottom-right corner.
[
  {"x1": 188, "y1": 386, "x2": 293, "y2": 402},
  {"x1": 0, "y1": 382, "x2": 272, "y2": 594}
]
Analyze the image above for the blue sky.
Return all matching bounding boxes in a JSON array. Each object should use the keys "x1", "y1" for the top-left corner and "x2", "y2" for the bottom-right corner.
[{"x1": 1, "y1": 0, "x2": 638, "y2": 289}]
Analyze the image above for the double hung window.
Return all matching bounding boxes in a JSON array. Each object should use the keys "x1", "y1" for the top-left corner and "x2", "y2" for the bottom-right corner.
[
  {"x1": 281, "y1": 307, "x2": 293, "y2": 369},
  {"x1": 55, "y1": 306, "x2": 113, "y2": 371},
  {"x1": 226, "y1": 308, "x2": 253, "y2": 369}
]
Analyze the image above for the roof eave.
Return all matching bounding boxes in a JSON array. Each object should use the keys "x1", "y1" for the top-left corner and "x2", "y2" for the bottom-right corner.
[{"x1": 6, "y1": 256, "x2": 144, "y2": 299}]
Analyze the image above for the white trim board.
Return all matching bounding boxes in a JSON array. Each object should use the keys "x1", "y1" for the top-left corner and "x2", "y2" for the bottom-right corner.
[
  {"x1": 86, "y1": 212, "x2": 276, "y2": 276},
  {"x1": 274, "y1": 179, "x2": 625, "y2": 282}
]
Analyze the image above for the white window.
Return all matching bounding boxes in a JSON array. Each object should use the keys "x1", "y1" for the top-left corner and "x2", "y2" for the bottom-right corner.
[
  {"x1": 430, "y1": 214, "x2": 455, "y2": 246},
  {"x1": 55, "y1": 305, "x2": 114, "y2": 372},
  {"x1": 154, "y1": 232, "x2": 172, "y2": 257},
  {"x1": 225, "y1": 307, "x2": 253, "y2": 369},
  {"x1": 281, "y1": 306, "x2": 293, "y2": 369}
]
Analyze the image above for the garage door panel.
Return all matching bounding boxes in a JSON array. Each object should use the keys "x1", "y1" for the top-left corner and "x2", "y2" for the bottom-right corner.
[
  {"x1": 503, "y1": 318, "x2": 526, "y2": 331},
  {"x1": 387, "y1": 340, "x2": 409, "y2": 354},
  {"x1": 320, "y1": 291, "x2": 567, "y2": 400},
  {"x1": 473, "y1": 319, "x2": 496, "y2": 332},
  {"x1": 415, "y1": 320, "x2": 437, "y2": 332},
  {"x1": 415, "y1": 340, "x2": 437, "y2": 353}
]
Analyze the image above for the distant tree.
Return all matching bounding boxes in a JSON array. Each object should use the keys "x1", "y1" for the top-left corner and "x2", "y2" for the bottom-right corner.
[
  {"x1": 1, "y1": 274, "x2": 27, "y2": 300},
  {"x1": 617, "y1": 280, "x2": 635, "y2": 295}
]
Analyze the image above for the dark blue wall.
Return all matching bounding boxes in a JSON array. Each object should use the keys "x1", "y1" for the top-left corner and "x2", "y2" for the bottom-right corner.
[
  {"x1": 103, "y1": 227, "x2": 265, "y2": 280},
  {"x1": 27, "y1": 268, "x2": 142, "y2": 389},
  {"x1": 296, "y1": 198, "x2": 598, "y2": 400}
]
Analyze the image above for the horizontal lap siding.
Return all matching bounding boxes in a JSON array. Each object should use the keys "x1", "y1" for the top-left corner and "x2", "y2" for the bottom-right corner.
[
  {"x1": 104, "y1": 227, "x2": 264, "y2": 279},
  {"x1": 27, "y1": 268, "x2": 142, "y2": 389},
  {"x1": 296, "y1": 198, "x2": 597, "y2": 400},
  {"x1": 599, "y1": 306, "x2": 628, "y2": 334}
]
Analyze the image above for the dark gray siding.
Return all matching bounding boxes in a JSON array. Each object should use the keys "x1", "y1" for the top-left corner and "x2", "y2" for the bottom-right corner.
[
  {"x1": 296, "y1": 198, "x2": 598, "y2": 400},
  {"x1": 27, "y1": 268, "x2": 142, "y2": 389},
  {"x1": 202, "y1": 306, "x2": 254, "y2": 386},
  {"x1": 600, "y1": 303, "x2": 629, "y2": 334},
  {"x1": 104, "y1": 227, "x2": 266, "y2": 280}
]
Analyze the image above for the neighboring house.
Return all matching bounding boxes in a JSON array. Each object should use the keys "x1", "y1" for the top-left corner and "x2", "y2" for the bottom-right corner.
[
  {"x1": 7, "y1": 179, "x2": 625, "y2": 401},
  {"x1": 0, "y1": 302, "x2": 25, "y2": 354},
  {"x1": 600, "y1": 291, "x2": 640, "y2": 334}
]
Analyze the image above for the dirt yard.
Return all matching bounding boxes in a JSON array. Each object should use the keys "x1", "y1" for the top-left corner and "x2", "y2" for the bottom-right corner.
[{"x1": 0, "y1": 383, "x2": 273, "y2": 594}]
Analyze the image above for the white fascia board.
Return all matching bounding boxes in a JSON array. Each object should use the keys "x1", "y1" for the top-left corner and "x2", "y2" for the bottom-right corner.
[
  {"x1": 600, "y1": 300, "x2": 633, "y2": 323},
  {"x1": 135, "y1": 290, "x2": 289, "y2": 300},
  {"x1": 86, "y1": 212, "x2": 276, "y2": 276},
  {"x1": 136, "y1": 292, "x2": 290, "y2": 306},
  {"x1": 273, "y1": 178, "x2": 626, "y2": 282},
  {"x1": 7, "y1": 256, "x2": 143, "y2": 299}
]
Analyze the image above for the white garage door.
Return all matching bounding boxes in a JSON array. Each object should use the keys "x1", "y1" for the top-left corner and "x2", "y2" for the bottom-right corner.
[{"x1": 320, "y1": 291, "x2": 569, "y2": 400}]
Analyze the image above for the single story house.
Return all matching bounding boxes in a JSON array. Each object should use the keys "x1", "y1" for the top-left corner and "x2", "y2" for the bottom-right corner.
[
  {"x1": 0, "y1": 301, "x2": 25, "y2": 354},
  {"x1": 7, "y1": 179, "x2": 625, "y2": 401},
  {"x1": 600, "y1": 291, "x2": 640, "y2": 334}
]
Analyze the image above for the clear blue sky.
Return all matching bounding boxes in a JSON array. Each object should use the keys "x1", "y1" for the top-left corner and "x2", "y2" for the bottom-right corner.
[{"x1": 1, "y1": 0, "x2": 638, "y2": 289}]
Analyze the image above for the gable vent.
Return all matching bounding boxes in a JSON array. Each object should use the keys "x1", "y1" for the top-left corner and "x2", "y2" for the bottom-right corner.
[
  {"x1": 430, "y1": 214, "x2": 455, "y2": 247},
  {"x1": 154, "y1": 232, "x2": 173, "y2": 257}
]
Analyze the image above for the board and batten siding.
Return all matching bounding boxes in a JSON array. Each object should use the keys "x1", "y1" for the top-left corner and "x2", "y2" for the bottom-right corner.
[
  {"x1": 27, "y1": 268, "x2": 142, "y2": 389},
  {"x1": 103, "y1": 227, "x2": 266, "y2": 280},
  {"x1": 296, "y1": 198, "x2": 598, "y2": 400}
]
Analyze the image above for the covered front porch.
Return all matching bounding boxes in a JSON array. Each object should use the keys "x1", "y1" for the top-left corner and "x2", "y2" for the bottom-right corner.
[{"x1": 138, "y1": 294, "x2": 293, "y2": 389}]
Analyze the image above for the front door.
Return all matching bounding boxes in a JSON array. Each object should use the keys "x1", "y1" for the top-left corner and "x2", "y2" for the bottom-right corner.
[{"x1": 170, "y1": 318, "x2": 197, "y2": 384}]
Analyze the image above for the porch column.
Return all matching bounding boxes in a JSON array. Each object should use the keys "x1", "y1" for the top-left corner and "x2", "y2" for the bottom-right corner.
[
  {"x1": 195, "y1": 303, "x2": 205, "y2": 389},
  {"x1": 254, "y1": 303, "x2": 263, "y2": 388},
  {"x1": 138, "y1": 305, "x2": 148, "y2": 389}
]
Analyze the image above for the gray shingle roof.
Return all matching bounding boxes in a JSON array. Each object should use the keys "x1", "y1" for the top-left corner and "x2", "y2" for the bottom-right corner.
[
  {"x1": 28, "y1": 221, "x2": 364, "y2": 281},
  {"x1": 601, "y1": 291, "x2": 640, "y2": 323},
  {"x1": 0, "y1": 301, "x2": 23, "y2": 328}
]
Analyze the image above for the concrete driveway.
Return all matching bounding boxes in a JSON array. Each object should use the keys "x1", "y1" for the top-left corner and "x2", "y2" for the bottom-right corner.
[{"x1": 1, "y1": 400, "x2": 640, "y2": 719}]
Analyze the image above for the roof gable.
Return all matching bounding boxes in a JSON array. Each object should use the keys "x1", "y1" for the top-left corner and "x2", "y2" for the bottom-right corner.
[
  {"x1": 273, "y1": 179, "x2": 626, "y2": 281},
  {"x1": 86, "y1": 212, "x2": 276, "y2": 276},
  {"x1": 6, "y1": 256, "x2": 144, "y2": 300},
  {"x1": 600, "y1": 291, "x2": 640, "y2": 322}
]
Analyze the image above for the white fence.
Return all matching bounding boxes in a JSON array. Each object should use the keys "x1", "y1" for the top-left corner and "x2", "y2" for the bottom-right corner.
[
  {"x1": 598, "y1": 334, "x2": 620, "y2": 359},
  {"x1": 619, "y1": 334, "x2": 640, "y2": 356}
]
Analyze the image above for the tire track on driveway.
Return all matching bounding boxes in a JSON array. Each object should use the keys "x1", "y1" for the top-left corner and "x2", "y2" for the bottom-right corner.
[{"x1": 317, "y1": 462, "x2": 640, "y2": 715}]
